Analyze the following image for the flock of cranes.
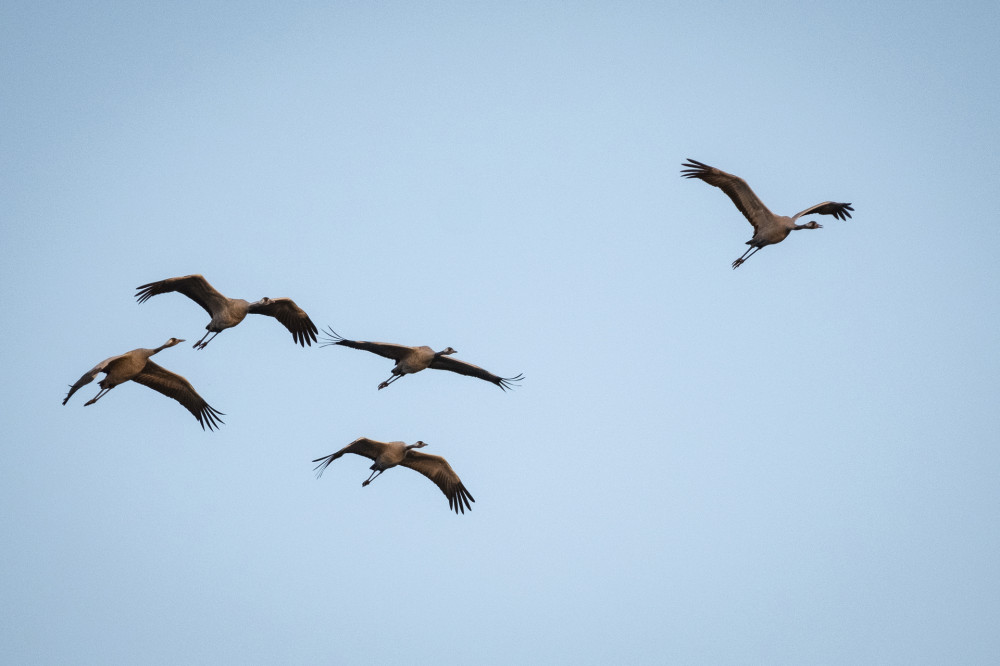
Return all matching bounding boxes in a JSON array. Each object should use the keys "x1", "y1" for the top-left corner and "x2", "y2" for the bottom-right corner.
[
  {"x1": 63, "y1": 274, "x2": 520, "y2": 514},
  {"x1": 62, "y1": 159, "x2": 853, "y2": 514}
]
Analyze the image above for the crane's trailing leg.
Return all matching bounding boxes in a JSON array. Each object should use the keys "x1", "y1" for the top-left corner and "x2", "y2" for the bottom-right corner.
[
  {"x1": 84, "y1": 387, "x2": 112, "y2": 406},
  {"x1": 377, "y1": 374, "x2": 403, "y2": 390},
  {"x1": 362, "y1": 468, "x2": 383, "y2": 486},
  {"x1": 732, "y1": 246, "x2": 761, "y2": 269},
  {"x1": 193, "y1": 331, "x2": 220, "y2": 350}
]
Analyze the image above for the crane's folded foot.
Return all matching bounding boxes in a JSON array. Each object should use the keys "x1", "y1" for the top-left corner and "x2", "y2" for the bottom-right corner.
[
  {"x1": 84, "y1": 398, "x2": 97, "y2": 406},
  {"x1": 732, "y1": 259, "x2": 744, "y2": 269},
  {"x1": 377, "y1": 382, "x2": 388, "y2": 390},
  {"x1": 362, "y1": 480, "x2": 370, "y2": 486}
]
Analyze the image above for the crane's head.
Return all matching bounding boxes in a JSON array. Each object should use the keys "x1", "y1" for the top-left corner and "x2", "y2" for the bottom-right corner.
[
  {"x1": 805, "y1": 221, "x2": 822, "y2": 229},
  {"x1": 439, "y1": 347, "x2": 458, "y2": 356},
  {"x1": 153, "y1": 337, "x2": 186, "y2": 354},
  {"x1": 410, "y1": 440, "x2": 428, "y2": 450},
  {"x1": 254, "y1": 296, "x2": 273, "y2": 306}
]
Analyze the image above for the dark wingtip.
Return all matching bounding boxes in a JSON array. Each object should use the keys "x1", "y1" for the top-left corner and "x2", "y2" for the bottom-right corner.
[
  {"x1": 319, "y1": 326, "x2": 346, "y2": 347},
  {"x1": 452, "y1": 489, "x2": 475, "y2": 514},
  {"x1": 199, "y1": 405, "x2": 225, "y2": 431},
  {"x1": 497, "y1": 373, "x2": 525, "y2": 391},
  {"x1": 680, "y1": 158, "x2": 710, "y2": 178},
  {"x1": 134, "y1": 284, "x2": 155, "y2": 304},
  {"x1": 299, "y1": 326, "x2": 319, "y2": 347}
]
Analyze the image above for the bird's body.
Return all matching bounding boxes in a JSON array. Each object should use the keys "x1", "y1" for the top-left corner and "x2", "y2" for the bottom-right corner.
[
  {"x1": 135, "y1": 274, "x2": 318, "y2": 349},
  {"x1": 391, "y1": 345, "x2": 438, "y2": 376},
  {"x1": 681, "y1": 159, "x2": 854, "y2": 268},
  {"x1": 321, "y1": 328, "x2": 523, "y2": 391},
  {"x1": 62, "y1": 338, "x2": 224, "y2": 430},
  {"x1": 313, "y1": 437, "x2": 475, "y2": 514}
]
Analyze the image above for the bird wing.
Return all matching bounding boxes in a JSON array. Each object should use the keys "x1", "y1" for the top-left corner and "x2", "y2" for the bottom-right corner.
[
  {"x1": 312, "y1": 437, "x2": 384, "y2": 476},
  {"x1": 130, "y1": 360, "x2": 224, "y2": 430},
  {"x1": 320, "y1": 328, "x2": 414, "y2": 361},
  {"x1": 134, "y1": 274, "x2": 228, "y2": 317},
  {"x1": 792, "y1": 201, "x2": 854, "y2": 221},
  {"x1": 248, "y1": 298, "x2": 319, "y2": 346},
  {"x1": 430, "y1": 355, "x2": 524, "y2": 391},
  {"x1": 681, "y1": 158, "x2": 773, "y2": 231},
  {"x1": 400, "y1": 451, "x2": 475, "y2": 514},
  {"x1": 62, "y1": 353, "x2": 125, "y2": 405}
]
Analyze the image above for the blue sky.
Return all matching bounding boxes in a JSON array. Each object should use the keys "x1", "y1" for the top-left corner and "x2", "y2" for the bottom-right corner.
[{"x1": 2, "y1": 1, "x2": 999, "y2": 663}]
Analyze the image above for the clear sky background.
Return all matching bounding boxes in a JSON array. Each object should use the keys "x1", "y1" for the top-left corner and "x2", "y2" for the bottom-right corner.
[{"x1": 2, "y1": 1, "x2": 999, "y2": 663}]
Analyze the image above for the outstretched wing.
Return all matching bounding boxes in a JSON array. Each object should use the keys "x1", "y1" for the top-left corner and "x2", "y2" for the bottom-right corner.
[
  {"x1": 134, "y1": 275, "x2": 228, "y2": 317},
  {"x1": 62, "y1": 354, "x2": 124, "y2": 405},
  {"x1": 320, "y1": 328, "x2": 415, "y2": 361},
  {"x1": 400, "y1": 451, "x2": 475, "y2": 514},
  {"x1": 312, "y1": 437, "x2": 384, "y2": 477},
  {"x1": 792, "y1": 201, "x2": 854, "y2": 221},
  {"x1": 681, "y1": 158, "x2": 773, "y2": 231},
  {"x1": 430, "y1": 355, "x2": 523, "y2": 391},
  {"x1": 131, "y1": 360, "x2": 224, "y2": 430},
  {"x1": 248, "y1": 298, "x2": 319, "y2": 346}
]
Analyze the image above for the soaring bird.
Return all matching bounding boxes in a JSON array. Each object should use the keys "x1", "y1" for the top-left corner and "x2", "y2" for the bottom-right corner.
[
  {"x1": 135, "y1": 274, "x2": 318, "y2": 349},
  {"x1": 321, "y1": 328, "x2": 523, "y2": 391},
  {"x1": 681, "y1": 158, "x2": 854, "y2": 268},
  {"x1": 62, "y1": 337, "x2": 224, "y2": 430},
  {"x1": 313, "y1": 437, "x2": 475, "y2": 514}
]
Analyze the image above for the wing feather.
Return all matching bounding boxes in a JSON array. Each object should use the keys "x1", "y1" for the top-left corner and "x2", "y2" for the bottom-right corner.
[
  {"x1": 400, "y1": 451, "x2": 475, "y2": 514},
  {"x1": 430, "y1": 355, "x2": 523, "y2": 391},
  {"x1": 248, "y1": 298, "x2": 319, "y2": 346},
  {"x1": 792, "y1": 201, "x2": 854, "y2": 221},
  {"x1": 320, "y1": 328, "x2": 415, "y2": 361},
  {"x1": 131, "y1": 360, "x2": 224, "y2": 430},
  {"x1": 312, "y1": 437, "x2": 384, "y2": 476},
  {"x1": 681, "y1": 159, "x2": 773, "y2": 231},
  {"x1": 62, "y1": 354, "x2": 124, "y2": 405},
  {"x1": 134, "y1": 275, "x2": 228, "y2": 317}
]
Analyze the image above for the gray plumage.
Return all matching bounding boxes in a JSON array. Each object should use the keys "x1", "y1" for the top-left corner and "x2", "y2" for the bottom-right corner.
[
  {"x1": 682, "y1": 158, "x2": 854, "y2": 268},
  {"x1": 135, "y1": 274, "x2": 318, "y2": 349},
  {"x1": 62, "y1": 337, "x2": 224, "y2": 430},
  {"x1": 321, "y1": 327, "x2": 523, "y2": 391},
  {"x1": 313, "y1": 438, "x2": 475, "y2": 514}
]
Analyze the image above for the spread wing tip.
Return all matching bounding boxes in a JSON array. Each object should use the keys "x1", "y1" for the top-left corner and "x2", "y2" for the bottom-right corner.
[
  {"x1": 498, "y1": 373, "x2": 525, "y2": 391},
  {"x1": 319, "y1": 326, "x2": 345, "y2": 347},
  {"x1": 312, "y1": 455, "x2": 334, "y2": 477},
  {"x1": 450, "y1": 487, "x2": 475, "y2": 514},
  {"x1": 680, "y1": 158, "x2": 712, "y2": 178},
  {"x1": 198, "y1": 405, "x2": 225, "y2": 431}
]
